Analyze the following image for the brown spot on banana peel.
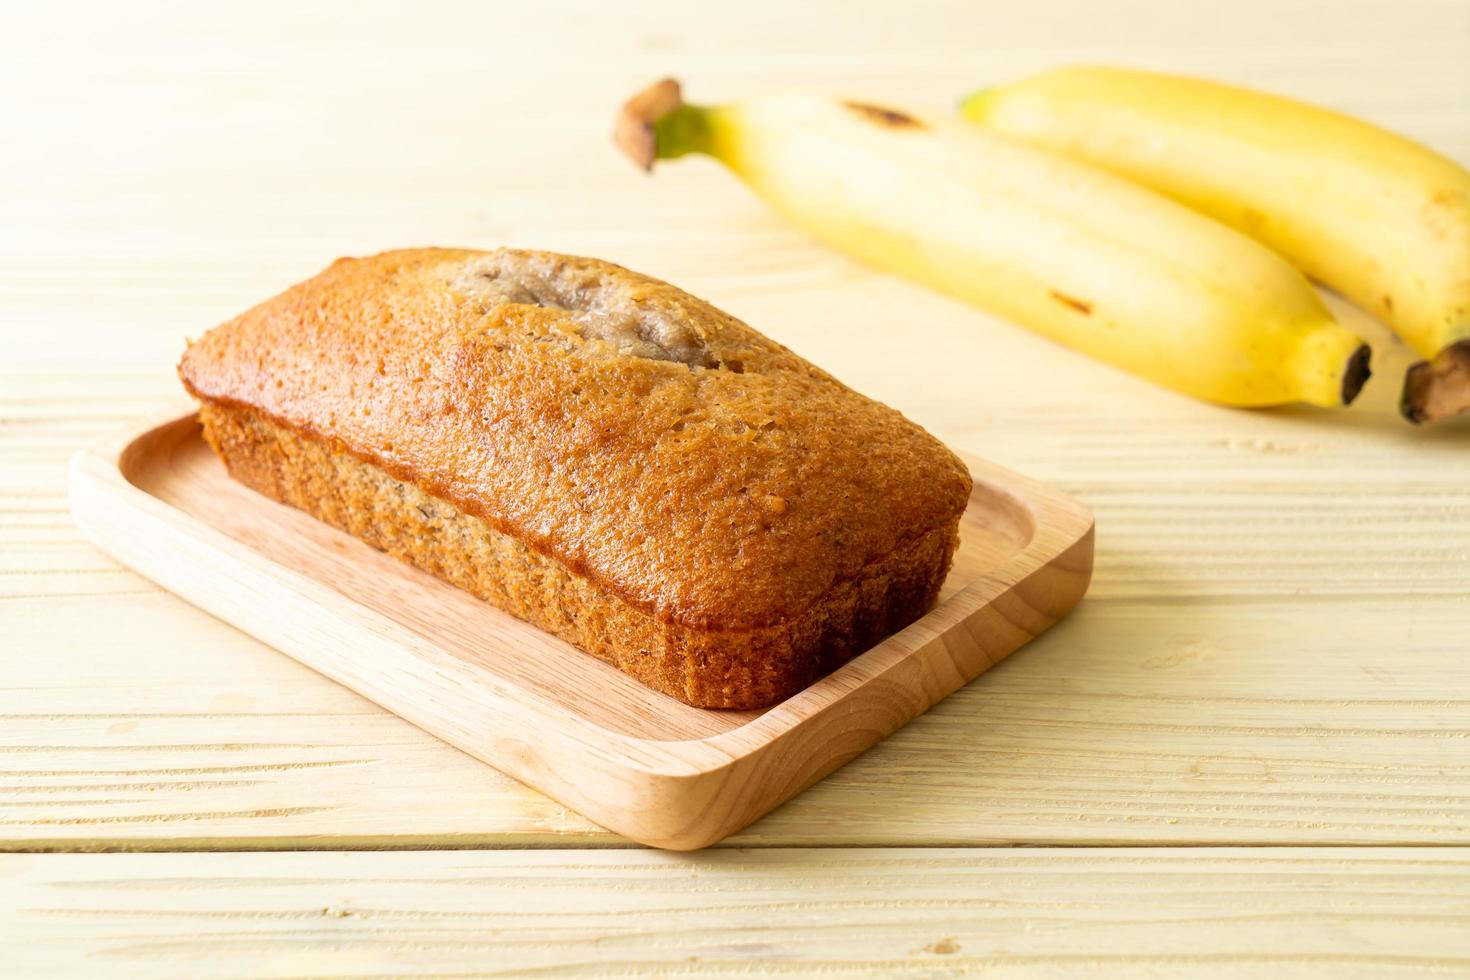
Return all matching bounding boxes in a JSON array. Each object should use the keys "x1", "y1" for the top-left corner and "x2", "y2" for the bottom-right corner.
[
  {"x1": 842, "y1": 101, "x2": 925, "y2": 129},
  {"x1": 614, "y1": 77, "x2": 683, "y2": 171},
  {"x1": 1401, "y1": 338, "x2": 1470, "y2": 423},
  {"x1": 1049, "y1": 290, "x2": 1093, "y2": 315}
]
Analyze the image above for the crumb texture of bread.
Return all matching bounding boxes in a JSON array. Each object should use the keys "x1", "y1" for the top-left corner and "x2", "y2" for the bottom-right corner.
[{"x1": 180, "y1": 248, "x2": 972, "y2": 708}]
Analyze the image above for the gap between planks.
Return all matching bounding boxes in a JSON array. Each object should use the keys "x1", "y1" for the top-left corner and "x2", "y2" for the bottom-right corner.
[{"x1": 7, "y1": 839, "x2": 1470, "y2": 855}]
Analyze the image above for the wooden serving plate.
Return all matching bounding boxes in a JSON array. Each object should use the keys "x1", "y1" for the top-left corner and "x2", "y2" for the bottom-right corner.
[{"x1": 70, "y1": 414, "x2": 1094, "y2": 849}]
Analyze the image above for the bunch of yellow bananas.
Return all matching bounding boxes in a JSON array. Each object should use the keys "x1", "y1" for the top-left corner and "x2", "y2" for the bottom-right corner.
[{"x1": 617, "y1": 70, "x2": 1469, "y2": 423}]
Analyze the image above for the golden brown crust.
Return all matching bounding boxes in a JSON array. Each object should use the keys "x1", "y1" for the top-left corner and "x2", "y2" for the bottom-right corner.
[
  {"x1": 198, "y1": 402, "x2": 960, "y2": 709},
  {"x1": 179, "y1": 248, "x2": 972, "y2": 634}
]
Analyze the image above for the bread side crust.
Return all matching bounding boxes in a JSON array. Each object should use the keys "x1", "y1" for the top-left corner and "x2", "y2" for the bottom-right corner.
[{"x1": 199, "y1": 401, "x2": 961, "y2": 710}]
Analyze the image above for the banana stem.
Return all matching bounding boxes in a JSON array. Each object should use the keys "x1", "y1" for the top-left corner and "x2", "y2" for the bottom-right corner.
[
  {"x1": 1401, "y1": 339, "x2": 1470, "y2": 423},
  {"x1": 614, "y1": 78, "x2": 715, "y2": 169}
]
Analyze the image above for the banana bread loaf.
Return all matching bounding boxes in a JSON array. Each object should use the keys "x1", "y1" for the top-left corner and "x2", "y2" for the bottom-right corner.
[{"x1": 179, "y1": 248, "x2": 972, "y2": 709}]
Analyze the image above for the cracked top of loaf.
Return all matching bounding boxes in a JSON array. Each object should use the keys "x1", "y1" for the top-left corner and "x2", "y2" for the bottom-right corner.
[{"x1": 179, "y1": 248, "x2": 973, "y2": 630}]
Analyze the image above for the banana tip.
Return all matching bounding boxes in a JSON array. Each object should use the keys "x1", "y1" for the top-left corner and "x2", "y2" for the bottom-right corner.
[
  {"x1": 1341, "y1": 343, "x2": 1372, "y2": 406},
  {"x1": 1400, "y1": 338, "x2": 1470, "y2": 424},
  {"x1": 614, "y1": 77, "x2": 683, "y2": 171},
  {"x1": 956, "y1": 88, "x2": 989, "y2": 114}
]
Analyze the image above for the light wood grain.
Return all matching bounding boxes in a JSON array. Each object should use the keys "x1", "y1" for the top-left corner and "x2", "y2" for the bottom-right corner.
[
  {"x1": 1, "y1": 0, "x2": 1468, "y2": 864},
  {"x1": 5, "y1": 587, "x2": 1468, "y2": 849},
  {"x1": 5, "y1": 0, "x2": 1470, "y2": 968},
  {"x1": 3, "y1": 848, "x2": 1469, "y2": 978}
]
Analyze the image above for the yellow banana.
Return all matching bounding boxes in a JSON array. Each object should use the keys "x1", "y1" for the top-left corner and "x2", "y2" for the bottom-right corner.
[
  {"x1": 616, "y1": 79, "x2": 1370, "y2": 409},
  {"x1": 961, "y1": 66, "x2": 1470, "y2": 423}
]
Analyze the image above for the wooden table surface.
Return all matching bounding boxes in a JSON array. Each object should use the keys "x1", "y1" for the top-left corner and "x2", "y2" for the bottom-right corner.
[{"x1": 4, "y1": 0, "x2": 1468, "y2": 975}]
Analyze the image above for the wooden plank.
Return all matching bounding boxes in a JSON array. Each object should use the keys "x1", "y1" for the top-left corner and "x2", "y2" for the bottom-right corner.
[
  {"x1": 3, "y1": 589, "x2": 1466, "y2": 849},
  {"x1": 3, "y1": 848, "x2": 1468, "y2": 978}
]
